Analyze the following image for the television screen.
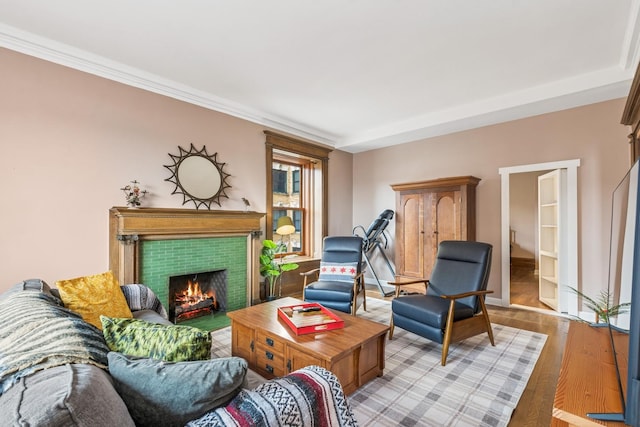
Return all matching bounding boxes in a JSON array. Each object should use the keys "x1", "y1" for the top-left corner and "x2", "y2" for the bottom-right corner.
[
  {"x1": 608, "y1": 162, "x2": 636, "y2": 332},
  {"x1": 591, "y1": 159, "x2": 640, "y2": 426},
  {"x1": 625, "y1": 159, "x2": 640, "y2": 426}
]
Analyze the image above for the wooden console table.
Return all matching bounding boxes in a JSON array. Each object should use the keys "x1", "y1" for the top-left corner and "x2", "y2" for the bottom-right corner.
[
  {"x1": 227, "y1": 297, "x2": 389, "y2": 395},
  {"x1": 552, "y1": 321, "x2": 629, "y2": 426}
]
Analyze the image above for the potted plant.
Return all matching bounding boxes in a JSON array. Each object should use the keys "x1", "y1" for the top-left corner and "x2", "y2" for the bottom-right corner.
[
  {"x1": 569, "y1": 286, "x2": 631, "y2": 324},
  {"x1": 259, "y1": 239, "x2": 299, "y2": 300}
]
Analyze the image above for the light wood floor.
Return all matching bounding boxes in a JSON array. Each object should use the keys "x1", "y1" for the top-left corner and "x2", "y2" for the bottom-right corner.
[
  {"x1": 489, "y1": 303, "x2": 569, "y2": 426},
  {"x1": 504, "y1": 266, "x2": 568, "y2": 425},
  {"x1": 510, "y1": 265, "x2": 554, "y2": 310}
]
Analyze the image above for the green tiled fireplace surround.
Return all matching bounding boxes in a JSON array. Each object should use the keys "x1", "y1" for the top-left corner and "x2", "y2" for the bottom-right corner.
[{"x1": 139, "y1": 236, "x2": 247, "y2": 330}]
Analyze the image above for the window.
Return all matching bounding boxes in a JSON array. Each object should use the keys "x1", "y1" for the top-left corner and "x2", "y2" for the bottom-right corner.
[
  {"x1": 292, "y1": 169, "x2": 300, "y2": 194},
  {"x1": 292, "y1": 210, "x2": 302, "y2": 252},
  {"x1": 272, "y1": 169, "x2": 287, "y2": 194},
  {"x1": 265, "y1": 131, "x2": 331, "y2": 258},
  {"x1": 272, "y1": 161, "x2": 303, "y2": 254}
]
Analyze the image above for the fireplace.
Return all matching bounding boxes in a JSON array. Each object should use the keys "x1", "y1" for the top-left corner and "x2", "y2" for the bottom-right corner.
[
  {"x1": 169, "y1": 269, "x2": 228, "y2": 323},
  {"x1": 109, "y1": 207, "x2": 265, "y2": 312}
]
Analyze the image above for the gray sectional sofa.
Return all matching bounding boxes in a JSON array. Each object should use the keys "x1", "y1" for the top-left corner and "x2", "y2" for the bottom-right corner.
[
  {"x1": 0, "y1": 279, "x2": 358, "y2": 427},
  {"x1": 0, "y1": 279, "x2": 266, "y2": 426}
]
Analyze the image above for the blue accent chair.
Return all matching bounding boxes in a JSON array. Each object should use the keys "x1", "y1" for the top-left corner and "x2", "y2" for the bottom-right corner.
[
  {"x1": 389, "y1": 240, "x2": 494, "y2": 365},
  {"x1": 302, "y1": 236, "x2": 366, "y2": 315}
]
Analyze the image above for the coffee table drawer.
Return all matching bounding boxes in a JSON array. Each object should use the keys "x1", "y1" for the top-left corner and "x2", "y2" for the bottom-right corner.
[
  {"x1": 256, "y1": 331, "x2": 285, "y2": 352},
  {"x1": 255, "y1": 345, "x2": 286, "y2": 377}
]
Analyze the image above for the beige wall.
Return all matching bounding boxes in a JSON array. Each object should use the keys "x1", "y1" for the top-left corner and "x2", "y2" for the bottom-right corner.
[
  {"x1": 1, "y1": 46, "x2": 632, "y2": 303},
  {"x1": 510, "y1": 171, "x2": 540, "y2": 260},
  {"x1": 0, "y1": 48, "x2": 353, "y2": 292},
  {"x1": 352, "y1": 98, "x2": 630, "y2": 300}
]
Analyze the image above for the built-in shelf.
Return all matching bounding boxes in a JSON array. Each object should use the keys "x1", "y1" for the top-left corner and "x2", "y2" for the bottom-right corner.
[{"x1": 538, "y1": 170, "x2": 565, "y2": 311}]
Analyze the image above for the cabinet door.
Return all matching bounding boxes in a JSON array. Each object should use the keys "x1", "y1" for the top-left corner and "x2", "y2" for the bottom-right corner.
[
  {"x1": 231, "y1": 321, "x2": 255, "y2": 363},
  {"x1": 397, "y1": 192, "x2": 425, "y2": 278},
  {"x1": 427, "y1": 190, "x2": 461, "y2": 275},
  {"x1": 433, "y1": 190, "x2": 461, "y2": 243},
  {"x1": 287, "y1": 347, "x2": 324, "y2": 373}
]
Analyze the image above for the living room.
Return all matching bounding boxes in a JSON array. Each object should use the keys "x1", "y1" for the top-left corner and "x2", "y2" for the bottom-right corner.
[{"x1": 1, "y1": 3, "x2": 638, "y2": 426}]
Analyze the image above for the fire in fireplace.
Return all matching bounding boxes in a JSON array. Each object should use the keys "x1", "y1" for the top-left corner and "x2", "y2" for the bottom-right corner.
[{"x1": 168, "y1": 269, "x2": 227, "y2": 323}]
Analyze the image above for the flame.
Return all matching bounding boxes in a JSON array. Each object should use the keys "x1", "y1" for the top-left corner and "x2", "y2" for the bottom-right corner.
[
  {"x1": 177, "y1": 280, "x2": 216, "y2": 305},
  {"x1": 172, "y1": 277, "x2": 220, "y2": 322},
  {"x1": 187, "y1": 280, "x2": 201, "y2": 298}
]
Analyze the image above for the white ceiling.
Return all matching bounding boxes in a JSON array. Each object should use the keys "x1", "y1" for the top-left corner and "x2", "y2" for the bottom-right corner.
[{"x1": 1, "y1": 1, "x2": 639, "y2": 153}]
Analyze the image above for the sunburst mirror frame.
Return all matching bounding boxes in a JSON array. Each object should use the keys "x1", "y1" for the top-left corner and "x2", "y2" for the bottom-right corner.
[{"x1": 164, "y1": 144, "x2": 231, "y2": 209}]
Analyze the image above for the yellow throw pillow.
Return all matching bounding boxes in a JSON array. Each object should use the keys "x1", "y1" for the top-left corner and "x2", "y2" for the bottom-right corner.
[{"x1": 56, "y1": 271, "x2": 132, "y2": 329}]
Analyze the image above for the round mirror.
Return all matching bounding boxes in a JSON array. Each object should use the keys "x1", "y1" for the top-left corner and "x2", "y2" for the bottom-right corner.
[
  {"x1": 177, "y1": 156, "x2": 222, "y2": 199},
  {"x1": 165, "y1": 144, "x2": 231, "y2": 209}
]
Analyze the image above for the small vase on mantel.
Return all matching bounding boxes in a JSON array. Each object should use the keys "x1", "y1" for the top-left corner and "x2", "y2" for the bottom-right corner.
[{"x1": 121, "y1": 180, "x2": 148, "y2": 209}]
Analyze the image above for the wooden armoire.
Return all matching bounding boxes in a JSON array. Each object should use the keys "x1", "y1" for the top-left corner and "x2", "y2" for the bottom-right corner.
[{"x1": 391, "y1": 176, "x2": 480, "y2": 289}]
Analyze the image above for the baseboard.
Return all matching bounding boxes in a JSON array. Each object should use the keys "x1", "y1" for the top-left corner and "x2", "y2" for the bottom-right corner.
[{"x1": 486, "y1": 296, "x2": 503, "y2": 307}]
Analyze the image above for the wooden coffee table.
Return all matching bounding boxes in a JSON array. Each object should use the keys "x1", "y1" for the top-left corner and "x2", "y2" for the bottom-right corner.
[{"x1": 227, "y1": 296, "x2": 389, "y2": 395}]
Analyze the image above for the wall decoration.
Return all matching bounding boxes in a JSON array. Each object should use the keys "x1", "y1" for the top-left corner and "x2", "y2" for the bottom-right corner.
[{"x1": 164, "y1": 144, "x2": 231, "y2": 209}]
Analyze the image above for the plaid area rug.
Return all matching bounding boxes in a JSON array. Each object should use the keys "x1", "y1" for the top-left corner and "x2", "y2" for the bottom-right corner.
[
  {"x1": 349, "y1": 298, "x2": 547, "y2": 427},
  {"x1": 210, "y1": 298, "x2": 547, "y2": 427}
]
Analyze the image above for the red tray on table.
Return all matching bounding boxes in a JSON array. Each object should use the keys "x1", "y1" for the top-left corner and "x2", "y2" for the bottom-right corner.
[{"x1": 277, "y1": 302, "x2": 345, "y2": 335}]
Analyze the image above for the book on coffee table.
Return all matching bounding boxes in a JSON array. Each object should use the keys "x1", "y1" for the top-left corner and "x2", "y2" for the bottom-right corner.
[{"x1": 277, "y1": 302, "x2": 345, "y2": 335}]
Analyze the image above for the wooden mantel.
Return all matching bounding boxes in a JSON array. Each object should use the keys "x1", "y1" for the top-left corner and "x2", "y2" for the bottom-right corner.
[{"x1": 109, "y1": 207, "x2": 265, "y2": 288}]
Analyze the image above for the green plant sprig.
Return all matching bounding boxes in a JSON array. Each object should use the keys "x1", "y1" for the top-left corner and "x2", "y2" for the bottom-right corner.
[
  {"x1": 569, "y1": 286, "x2": 631, "y2": 323},
  {"x1": 259, "y1": 239, "x2": 299, "y2": 298}
]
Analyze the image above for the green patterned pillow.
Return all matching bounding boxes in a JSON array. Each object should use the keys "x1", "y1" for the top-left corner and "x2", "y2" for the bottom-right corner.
[{"x1": 100, "y1": 316, "x2": 211, "y2": 362}]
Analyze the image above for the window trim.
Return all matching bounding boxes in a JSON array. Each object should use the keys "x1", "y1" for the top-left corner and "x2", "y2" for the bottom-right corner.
[{"x1": 265, "y1": 131, "x2": 331, "y2": 256}]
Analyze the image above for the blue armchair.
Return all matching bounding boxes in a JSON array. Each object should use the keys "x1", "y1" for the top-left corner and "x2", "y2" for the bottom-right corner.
[
  {"x1": 389, "y1": 240, "x2": 494, "y2": 365},
  {"x1": 302, "y1": 236, "x2": 366, "y2": 315}
]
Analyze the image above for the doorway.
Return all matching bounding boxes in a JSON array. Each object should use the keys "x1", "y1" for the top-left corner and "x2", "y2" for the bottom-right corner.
[
  {"x1": 509, "y1": 170, "x2": 550, "y2": 310},
  {"x1": 499, "y1": 159, "x2": 580, "y2": 316}
]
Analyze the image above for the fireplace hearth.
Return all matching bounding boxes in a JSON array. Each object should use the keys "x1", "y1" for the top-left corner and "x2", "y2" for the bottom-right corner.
[{"x1": 169, "y1": 270, "x2": 227, "y2": 323}]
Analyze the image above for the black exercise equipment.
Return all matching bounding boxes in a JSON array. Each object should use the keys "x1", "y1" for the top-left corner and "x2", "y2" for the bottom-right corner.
[{"x1": 353, "y1": 209, "x2": 396, "y2": 297}]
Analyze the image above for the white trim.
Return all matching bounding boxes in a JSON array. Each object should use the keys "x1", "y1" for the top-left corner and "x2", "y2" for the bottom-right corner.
[
  {"x1": 0, "y1": 24, "x2": 633, "y2": 154},
  {"x1": 620, "y1": 0, "x2": 640, "y2": 70},
  {"x1": 0, "y1": 23, "x2": 337, "y2": 146},
  {"x1": 485, "y1": 296, "x2": 502, "y2": 307},
  {"x1": 499, "y1": 159, "x2": 580, "y2": 315}
]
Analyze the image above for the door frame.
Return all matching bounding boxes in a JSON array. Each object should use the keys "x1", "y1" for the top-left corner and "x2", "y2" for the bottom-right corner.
[{"x1": 498, "y1": 159, "x2": 580, "y2": 316}]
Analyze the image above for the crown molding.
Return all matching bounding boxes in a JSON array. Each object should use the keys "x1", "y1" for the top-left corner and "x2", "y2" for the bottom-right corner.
[
  {"x1": 0, "y1": 24, "x2": 338, "y2": 147},
  {"x1": 336, "y1": 66, "x2": 633, "y2": 153},
  {"x1": 620, "y1": 0, "x2": 640, "y2": 70},
  {"x1": 2, "y1": 20, "x2": 638, "y2": 155}
]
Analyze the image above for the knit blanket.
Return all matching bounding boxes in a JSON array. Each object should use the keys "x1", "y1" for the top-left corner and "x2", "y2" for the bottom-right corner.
[
  {"x1": 0, "y1": 290, "x2": 109, "y2": 396},
  {"x1": 120, "y1": 283, "x2": 168, "y2": 319},
  {"x1": 187, "y1": 365, "x2": 359, "y2": 427}
]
